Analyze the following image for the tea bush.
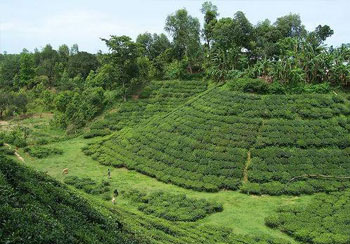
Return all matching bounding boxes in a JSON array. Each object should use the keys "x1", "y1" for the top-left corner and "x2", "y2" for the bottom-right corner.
[
  {"x1": 86, "y1": 85, "x2": 350, "y2": 195},
  {"x1": 24, "y1": 146, "x2": 63, "y2": 158},
  {"x1": 0, "y1": 153, "x2": 136, "y2": 244},
  {"x1": 64, "y1": 176, "x2": 111, "y2": 196},
  {"x1": 266, "y1": 191, "x2": 350, "y2": 244},
  {"x1": 124, "y1": 189, "x2": 223, "y2": 222}
]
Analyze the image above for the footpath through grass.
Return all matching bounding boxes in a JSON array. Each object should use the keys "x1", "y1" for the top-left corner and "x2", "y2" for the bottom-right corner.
[{"x1": 18, "y1": 135, "x2": 311, "y2": 243}]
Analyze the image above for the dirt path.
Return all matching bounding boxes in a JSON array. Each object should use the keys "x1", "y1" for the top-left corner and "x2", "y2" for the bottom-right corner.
[
  {"x1": 0, "y1": 120, "x2": 9, "y2": 126},
  {"x1": 4, "y1": 143, "x2": 25, "y2": 163},
  {"x1": 243, "y1": 151, "x2": 251, "y2": 183}
]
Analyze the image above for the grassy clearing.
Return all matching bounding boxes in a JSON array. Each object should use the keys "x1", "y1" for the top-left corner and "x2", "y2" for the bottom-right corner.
[{"x1": 16, "y1": 130, "x2": 311, "y2": 243}]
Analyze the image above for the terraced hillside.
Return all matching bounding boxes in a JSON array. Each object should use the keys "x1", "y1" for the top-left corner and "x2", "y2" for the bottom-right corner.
[
  {"x1": 85, "y1": 83, "x2": 350, "y2": 195},
  {"x1": 0, "y1": 153, "x2": 135, "y2": 244},
  {"x1": 85, "y1": 80, "x2": 208, "y2": 138}
]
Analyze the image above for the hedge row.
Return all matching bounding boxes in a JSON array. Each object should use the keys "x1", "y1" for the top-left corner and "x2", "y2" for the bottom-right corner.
[
  {"x1": 0, "y1": 153, "x2": 135, "y2": 244},
  {"x1": 266, "y1": 191, "x2": 350, "y2": 244},
  {"x1": 245, "y1": 147, "x2": 350, "y2": 195},
  {"x1": 24, "y1": 146, "x2": 63, "y2": 158},
  {"x1": 87, "y1": 85, "x2": 350, "y2": 195},
  {"x1": 124, "y1": 189, "x2": 222, "y2": 222},
  {"x1": 64, "y1": 176, "x2": 112, "y2": 199},
  {"x1": 257, "y1": 119, "x2": 350, "y2": 149},
  {"x1": 88, "y1": 80, "x2": 208, "y2": 135}
]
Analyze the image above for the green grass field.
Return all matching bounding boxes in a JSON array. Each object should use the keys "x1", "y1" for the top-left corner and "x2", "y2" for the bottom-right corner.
[{"x1": 9, "y1": 116, "x2": 313, "y2": 243}]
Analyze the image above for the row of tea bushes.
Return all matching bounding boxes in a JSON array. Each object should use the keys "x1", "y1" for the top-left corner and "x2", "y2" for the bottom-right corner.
[
  {"x1": 86, "y1": 80, "x2": 208, "y2": 137},
  {"x1": 64, "y1": 176, "x2": 113, "y2": 200},
  {"x1": 245, "y1": 147, "x2": 350, "y2": 195},
  {"x1": 265, "y1": 191, "x2": 350, "y2": 244},
  {"x1": 256, "y1": 119, "x2": 350, "y2": 149},
  {"x1": 87, "y1": 85, "x2": 350, "y2": 195},
  {"x1": 0, "y1": 153, "x2": 136, "y2": 244},
  {"x1": 24, "y1": 146, "x2": 63, "y2": 158},
  {"x1": 123, "y1": 189, "x2": 223, "y2": 222}
]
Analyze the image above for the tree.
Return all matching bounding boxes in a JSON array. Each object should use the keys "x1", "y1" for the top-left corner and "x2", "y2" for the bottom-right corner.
[
  {"x1": 102, "y1": 35, "x2": 143, "y2": 101},
  {"x1": 35, "y1": 44, "x2": 59, "y2": 86},
  {"x1": 0, "y1": 54, "x2": 20, "y2": 89},
  {"x1": 70, "y1": 44, "x2": 79, "y2": 55},
  {"x1": 0, "y1": 92, "x2": 27, "y2": 118},
  {"x1": 136, "y1": 33, "x2": 171, "y2": 60},
  {"x1": 67, "y1": 52, "x2": 99, "y2": 79},
  {"x1": 201, "y1": 1, "x2": 219, "y2": 48},
  {"x1": 19, "y1": 50, "x2": 35, "y2": 86},
  {"x1": 165, "y1": 9, "x2": 202, "y2": 73},
  {"x1": 274, "y1": 14, "x2": 306, "y2": 38},
  {"x1": 58, "y1": 44, "x2": 70, "y2": 66}
]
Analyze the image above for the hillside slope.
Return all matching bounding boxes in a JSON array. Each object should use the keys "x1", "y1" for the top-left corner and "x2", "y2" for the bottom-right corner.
[
  {"x1": 0, "y1": 153, "x2": 136, "y2": 244},
  {"x1": 85, "y1": 84, "x2": 350, "y2": 194},
  {"x1": 85, "y1": 80, "x2": 208, "y2": 138}
]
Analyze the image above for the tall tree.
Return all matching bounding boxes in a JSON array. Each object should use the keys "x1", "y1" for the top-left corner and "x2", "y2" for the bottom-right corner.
[
  {"x1": 19, "y1": 50, "x2": 35, "y2": 86},
  {"x1": 67, "y1": 51, "x2": 99, "y2": 79},
  {"x1": 165, "y1": 9, "x2": 202, "y2": 73},
  {"x1": 102, "y1": 35, "x2": 143, "y2": 101},
  {"x1": 201, "y1": 1, "x2": 219, "y2": 48},
  {"x1": 274, "y1": 14, "x2": 306, "y2": 38},
  {"x1": 36, "y1": 44, "x2": 59, "y2": 86}
]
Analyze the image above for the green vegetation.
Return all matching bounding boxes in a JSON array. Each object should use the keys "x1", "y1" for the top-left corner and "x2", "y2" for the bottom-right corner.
[
  {"x1": 0, "y1": 153, "x2": 136, "y2": 244},
  {"x1": 86, "y1": 80, "x2": 208, "y2": 138},
  {"x1": 266, "y1": 191, "x2": 350, "y2": 244},
  {"x1": 1, "y1": 1, "x2": 350, "y2": 243},
  {"x1": 64, "y1": 176, "x2": 111, "y2": 198},
  {"x1": 24, "y1": 145, "x2": 63, "y2": 158},
  {"x1": 124, "y1": 189, "x2": 223, "y2": 221},
  {"x1": 86, "y1": 83, "x2": 350, "y2": 195},
  {"x1": 17, "y1": 135, "x2": 299, "y2": 243}
]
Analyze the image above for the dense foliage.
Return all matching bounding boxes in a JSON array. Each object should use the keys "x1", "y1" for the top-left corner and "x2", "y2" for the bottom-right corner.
[
  {"x1": 0, "y1": 153, "x2": 135, "y2": 244},
  {"x1": 1, "y1": 1, "x2": 349, "y2": 131},
  {"x1": 124, "y1": 189, "x2": 222, "y2": 221},
  {"x1": 266, "y1": 191, "x2": 350, "y2": 244}
]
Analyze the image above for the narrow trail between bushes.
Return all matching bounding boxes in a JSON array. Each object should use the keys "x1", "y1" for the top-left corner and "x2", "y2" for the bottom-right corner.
[
  {"x1": 4, "y1": 143, "x2": 25, "y2": 162},
  {"x1": 243, "y1": 151, "x2": 251, "y2": 183},
  {"x1": 244, "y1": 119, "x2": 266, "y2": 183}
]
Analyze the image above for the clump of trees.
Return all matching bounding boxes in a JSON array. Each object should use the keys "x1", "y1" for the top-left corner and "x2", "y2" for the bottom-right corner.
[{"x1": 0, "y1": 1, "x2": 349, "y2": 130}]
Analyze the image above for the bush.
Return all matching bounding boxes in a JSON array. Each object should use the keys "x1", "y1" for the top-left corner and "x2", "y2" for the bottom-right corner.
[
  {"x1": 265, "y1": 215, "x2": 281, "y2": 228},
  {"x1": 268, "y1": 82, "x2": 286, "y2": 94},
  {"x1": 24, "y1": 146, "x2": 63, "y2": 158},
  {"x1": 64, "y1": 176, "x2": 111, "y2": 197},
  {"x1": 83, "y1": 129, "x2": 110, "y2": 139},
  {"x1": 0, "y1": 153, "x2": 133, "y2": 244},
  {"x1": 227, "y1": 78, "x2": 269, "y2": 94},
  {"x1": 265, "y1": 191, "x2": 350, "y2": 243},
  {"x1": 124, "y1": 189, "x2": 223, "y2": 221}
]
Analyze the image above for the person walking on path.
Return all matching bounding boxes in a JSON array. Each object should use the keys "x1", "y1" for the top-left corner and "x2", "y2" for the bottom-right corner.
[{"x1": 107, "y1": 168, "x2": 111, "y2": 179}]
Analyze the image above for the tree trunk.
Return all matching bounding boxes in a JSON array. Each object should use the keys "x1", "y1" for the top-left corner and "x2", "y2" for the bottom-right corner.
[
  {"x1": 188, "y1": 64, "x2": 193, "y2": 74},
  {"x1": 123, "y1": 81, "x2": 127, "y2": 102}
]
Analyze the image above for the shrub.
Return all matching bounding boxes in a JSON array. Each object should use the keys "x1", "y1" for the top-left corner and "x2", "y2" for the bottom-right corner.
[
  {"x1": 227, "y1": 78, "x2": 269, "y2": 94},
  {"x1": 64, "y1": 176, "x2": 111, "y2": 197},
  {"x1": 124, "y1": 189, "x2": 223, "y2": 222},
  {"x1": 24, "y1": 146, "x2": 63, "y2": 158},
  {"x1": 0, "y1": 153, "x2": 133, "y2": 244},
  {"x1": 268, "y1": 82, "x2": 286, "y2": 94},
  {"x1": 266, "y1": 191, "x2": 350, "y2": 243},
  {"x1": 83, "y1": 129, "x2": 110, "y2": 139}
]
